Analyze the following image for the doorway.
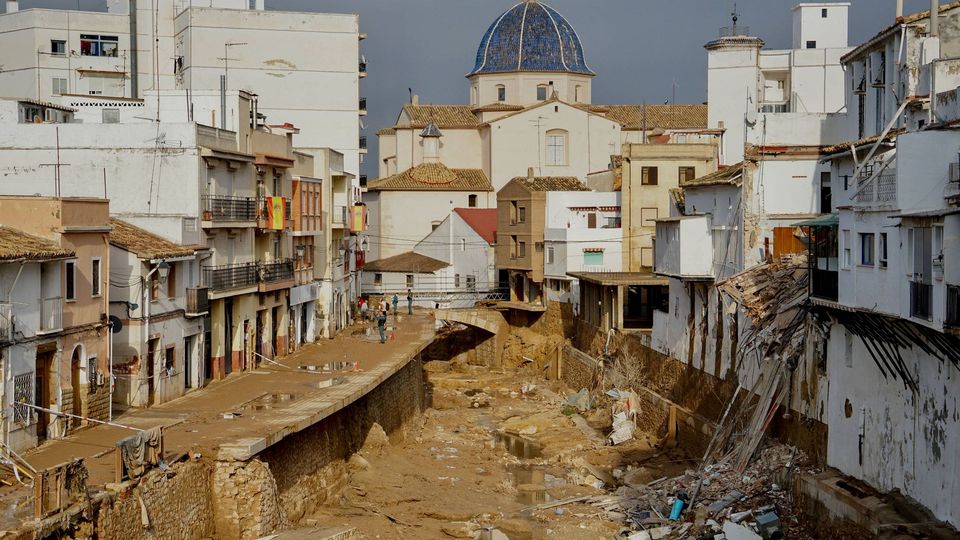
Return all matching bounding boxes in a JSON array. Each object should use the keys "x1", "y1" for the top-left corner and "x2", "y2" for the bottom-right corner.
[
  {"x1": 70, "y1": 346, "x2": 82, "y2": 429},
  {"x1": 147, "y1": 338, "x2": 159, "y2": 406},
  {"x1": 35, "y1": 346, "x2": 55, "y2": 441},
  {"x1": 272, "y1": 306, "x2": 282, "y2": 357},
  {"x1": 224, "y1": 299, "x2": 234, "y2": 375},
  {"x1": 184, "y1": 337, "x2": 193, "y2": 389}
]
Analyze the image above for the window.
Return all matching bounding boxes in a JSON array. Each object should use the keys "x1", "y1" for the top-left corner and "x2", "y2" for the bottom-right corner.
[
  {"x1": 88, "y1": 357, "x2": 98, "y2": 393},
  {"x1": 471, "y1": 86, "x2": 478, "y2": 105},
  {"x1": 102, "y1": 109, "x2": 120, "y2": 124},
  {"x1": 519, "y1": 241, "x2": 526, "y2": 258},
  {"x1": 510, "y1": 201, "x2": 519, "y2": 224},
  {"x1": 879, "y1": 233, "x2": 888, "y2": 269},
  {"x1": 583, "y1": 250, "x2": 604, "y2": 266},
  {"x1": 641, "y1": 166, "x2": 659, "y2": 185},
  {"x1": 587, "y1": 213, "x2": 597, "y2": 229},
  {"x1": 65, "y1": 260, "x2": 76, "y2": 301},
  {"x1": 678, "y1": 167, "x2": 697, "y2": 183},
  {"x1": 52, "y1": 78, "x2": 67, "y2": 95},
  {"x1": 165, "y1": 347, "x2": 175, "y2": 373},
  {"x1": 518, "y1": 206, "x2": 527, "y2": 224},
  {"x1": 859, "y1": 233, "x2": 875, "y2": 266},
  {"x1": 374, "y1": 273, "x2": 383, "y2": 286},
  {"x1": 605, "y1": 216, "x2": 621, "y2": 228},
  {"x1": 575, "y1": 85, "x2": 582, "y2": 102},
  {"x1": 806, "y1": 40, "x2": 817, "y2": 49},
  {"x1": 460, "y1": 238, "x2": 466, "y2": 252},
  {"x1": 431, "y1": 220, "x2": 441, "y2": 231},
  {"x1": 545, "y1": 130, "x2": 567, "y2": 166},
  {"x1": 454, "y1": 274, "x2": 461, "y2": 288},
  {"x1": 91, "y1": 258, "x2": 102, "y2": 297},
  {"x1": 466, "y1": 275, "x2": 476, "y2": 290},
  {"x1": 511, "y1": 235, "x2": 518, "y2": 258},
  {"x1": 535, "y1": 242, "x2": 544, "y2": 253},
  {"x1": 536, "y1": 85, "x2": 548, "y2": 101},
  {"x1": 86, "y1": 77, "x2": 104, "y2": 95},
  {"x1": 468, "y1": 194, "x2": 478, "y2": 207},
  {"x1": 546, "y1": 246, "x2": 555, "y2": 264},
  {"x1": 821, "y1": 8, "x2": 828, "y2": 17},
  {"x1": 80, "y1": 34, "x2": 119, "y2": 57},
  {"x1": 497, "y1": 85, "x2": 506, "y2": 102},
  {"x1": 820, "y1": 171, "x2": 832, "y2": 213},
  {"x1": 405, "y1": 274, "x2": 414, "y2": 288},
  {"x1": 51, "y1": 39, "x2": 66, "y2": 55},
  {"x1": 841, "y1": 230, "x2": 851, "y2": 269}
]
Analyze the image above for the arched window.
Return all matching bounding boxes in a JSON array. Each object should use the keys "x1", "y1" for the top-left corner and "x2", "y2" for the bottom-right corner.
[
  {"x1": 545, "y1": 129, "x2": 567, "y2": 166},
  {"x1": 536, "y1": 84, "x2": 548, "y2": 101},
  {"x1": 471, "y1": 86, "x2": 478, "y2": 105},
  {"x1": 461, "y1": 238, "x2": 466, "y2": 251},
  {"x1": 496, "y1": 85, "x2": 506, "y2": 102}
]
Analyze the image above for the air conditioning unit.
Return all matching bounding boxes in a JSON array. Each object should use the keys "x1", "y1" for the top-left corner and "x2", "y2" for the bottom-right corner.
[{"x1": 96, "y1": 371, "x2": 105, "y2": 386}]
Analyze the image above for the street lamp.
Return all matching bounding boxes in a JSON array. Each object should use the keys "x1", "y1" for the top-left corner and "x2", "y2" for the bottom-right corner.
[{"x1": 157, "y1": 261, "x2": 171, "y2": 283}]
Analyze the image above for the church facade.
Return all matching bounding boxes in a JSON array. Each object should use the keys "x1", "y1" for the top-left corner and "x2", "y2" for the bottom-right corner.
[{"x1": 367, "y1": 0, "x2": 709, "y2": 266}]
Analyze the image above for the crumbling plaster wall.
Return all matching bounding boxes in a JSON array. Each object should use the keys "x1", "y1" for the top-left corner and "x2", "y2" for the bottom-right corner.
[{"x1": 825, "y1": 323, "x2": 960, "y2": 528}]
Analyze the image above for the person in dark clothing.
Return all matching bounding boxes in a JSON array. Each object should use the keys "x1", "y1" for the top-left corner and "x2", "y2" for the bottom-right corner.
[
  {"x1": 377, "y1": 310, "x2": 387, "y2": 344},
  {"x1": 407, "y1": 289, "x2": 413, "y2": 315},
  {"x1": 392, "y1": 293, "x2": 399, "y2": 318}
]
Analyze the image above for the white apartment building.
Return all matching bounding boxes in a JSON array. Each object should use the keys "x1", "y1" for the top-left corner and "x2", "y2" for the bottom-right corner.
[
  {"x1": 543, "y1": 191, "x2": 622, "y2": 304},
  {"x1": 0, "y1": 0, "x2": 363, "y2": 177}
]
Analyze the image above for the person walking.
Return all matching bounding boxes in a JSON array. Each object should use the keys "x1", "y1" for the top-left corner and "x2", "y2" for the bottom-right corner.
[
  {"x1": 391, "y1": 293, "x2": 399, "y2": 318},
  {"x1": 360, "y1": 298, "x2": 368, "y2": 321},
  {"x1": 377, "y1": 310, "x2": 387, "y2": 344},
  {"x1": 407, "y1": 289, "x2": 413, "y2": 315}
]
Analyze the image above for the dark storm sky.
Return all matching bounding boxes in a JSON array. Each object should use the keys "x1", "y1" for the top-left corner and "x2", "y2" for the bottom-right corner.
[{"x1": 8, "y1": 1, "x2": 943, "y2": 178}]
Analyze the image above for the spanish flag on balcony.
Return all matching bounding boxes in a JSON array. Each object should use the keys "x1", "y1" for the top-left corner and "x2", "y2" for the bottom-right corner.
[{"x1": 267, "y1": 197, "x2": 285, "y2": 230}]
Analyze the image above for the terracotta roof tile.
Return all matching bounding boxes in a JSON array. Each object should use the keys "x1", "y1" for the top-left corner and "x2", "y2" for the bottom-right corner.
[
  {"x1": 599, "y1": 104, "x2": 708, "y2": 130},
  {"x1": 682, "y1": 162, "x2": 743, "y2": 188},
  {"x1": 472, "y1": 103, "x2": 526, "y2": 113},
  {"x1": 0, "y1": 226, "x2": 73, "y2": 261},
  {"x1": 109, "y1": 219, "x2": 196, "y2": 260},
  {"x1": 376, "y1": 127, "x2": 397, "y2": 136},
  {"x1": 510, "y1": 176, "x2": 590, "y2": 192},
  {"x1": 399, "y1": 105, "x2": 480, "y2": 128},
  {"x1": 454, "y1": 208, "x2": 497, "y2": 245},
  {"x1": 821, "y1": 128, "x2": 903, "y2": 155},
  {"x1": 364, "y1": 251, "x2": 448, "y2": 274},
  {"x1": 367, "y1": 163, "x2": 492, "y2": 192}
]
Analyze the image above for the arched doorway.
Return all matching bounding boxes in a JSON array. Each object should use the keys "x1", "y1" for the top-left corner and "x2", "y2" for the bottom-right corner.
[{"x1": 70, "y1": 345, "x2": 83, "y2": 429}]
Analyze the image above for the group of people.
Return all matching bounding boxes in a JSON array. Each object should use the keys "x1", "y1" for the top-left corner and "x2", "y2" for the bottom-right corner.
[{"x1": 357, "y1": 290, "x2": 414, "y2": 344}]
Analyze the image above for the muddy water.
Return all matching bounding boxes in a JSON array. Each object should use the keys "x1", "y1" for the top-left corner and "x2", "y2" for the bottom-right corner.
[{"x1": 496, "y1": 431, "x2": 543, "y2": 459}]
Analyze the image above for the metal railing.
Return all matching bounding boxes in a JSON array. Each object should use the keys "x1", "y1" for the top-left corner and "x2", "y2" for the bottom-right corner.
[
  {"x1": 186, "y1": 287, "x2": 210, "y2": 316},
  {"x1": 39, "y1": 297, "x2": 63, "y2": 333},
  {"x1": 910, "y1": 281, "x2": 932, "y2": 320},
  {"x1": 855, "y1": 171, "x2": 896, "y2": 204},
  {"x1": 719, "y1": 25, "x2": 750, "y2": 37},
  {"x1": 760, "y1": 101, "x2": 790, "y2": 113},
  {"x1": 333, "y1": 205, "x2": 348, "y2": 224},
  {"x1": 203, "y1": 195, "x2": 257, "y2": 221},
  {"x1": 947, "y1": 284, "x2": 960, "y2": 328},
  {"x1": 203, "y1": 263, "x2": 257, "y2": 291},
  {"x1": 0, "y1": 302, "x2": 12, "y2": 342},
  {"x1": 258, "y1": 259, "x2": 294, "y2": 284}
]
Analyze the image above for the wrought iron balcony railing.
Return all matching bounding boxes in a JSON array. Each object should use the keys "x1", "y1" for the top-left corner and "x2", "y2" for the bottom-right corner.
[
  {"x1": 203, "y1": 263, "x2": 258, "y2": 292},
  {"x1": 258, "y1": 259, "x2": 294, "y2": 284},
  {"x1": 203, "y1": 195, "x2": 257, "y2": 222}
]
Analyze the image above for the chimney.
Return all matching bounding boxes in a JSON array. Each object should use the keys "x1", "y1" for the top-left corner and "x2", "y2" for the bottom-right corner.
[
  {"x1": 527, "y1": 167, "x2": 535, "y2": 179},
  {"x1": 896, "y1": 0, "x2": 903, "y2": 21},
  {"x1": 931, "y1": 0, "x2": 939, "y2": 37},
  {"x1": 6, "y1": 0, "x2": 18, "y2": 13},
  {"x1": 411, "y1": 94, "x2": 420, "y2": 105}
]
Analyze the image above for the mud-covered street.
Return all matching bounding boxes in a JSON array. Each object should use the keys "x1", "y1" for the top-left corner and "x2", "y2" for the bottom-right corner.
[{"x1": 306, "y1": 356, "x2": 818, "y2": 540}]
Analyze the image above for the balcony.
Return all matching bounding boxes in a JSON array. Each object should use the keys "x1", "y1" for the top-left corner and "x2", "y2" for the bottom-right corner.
[
  {"x1": 186, "y1": 287, "x2": 210, "y2": 317},
  {"x1": 946, "y1": 284, "x2": 960, "y2": 329},
  {"x1": 203, "y1": 263, "x2": 257, "y2": 293},
  {"x1": 359, "y1": 61, "x2": 367, "y2": 78},
  {"x1": 257, "y1": 259, "x2": 295, "y2": 292},
  {"x1": 39, "y1": 297, "x2": 63, "y2": 334},
  {"x1": 359, "y1": 97, "x2": 367, "y2": 115},
  {"x1": 910, "y1": 281, "x2": 933, "y2": 320},
  {"x1": 359, "y1": 136, "x2": 367, "y2": 153},
  {"x1": 360, "y1": 174, "x2": 368, "y2": 188},
  {"x1": 760, "y1": 101, "x2": 791, "y2": 114},
  {"x1": 202, "y1": 195, "x2": 257, "y2": 225},
  {"x1": 0, "y1": 302, "x2": 11, "y2": 342},
  {"x1": 654, "y1": 216, "x2": 715, "y2": 280},
  {"x1": 256, "y1": 197, "x2": 292, "y2": 231}
]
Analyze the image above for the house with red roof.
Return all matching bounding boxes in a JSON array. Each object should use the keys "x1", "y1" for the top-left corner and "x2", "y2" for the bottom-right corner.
[{"x1": 361, "y1": 208, "x2": 498, "y2": 308}]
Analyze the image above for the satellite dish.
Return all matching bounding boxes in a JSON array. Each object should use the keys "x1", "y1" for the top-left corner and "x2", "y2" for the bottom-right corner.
[{"x1": 109, "y1": 315, "x2": 123, "y2": 334}]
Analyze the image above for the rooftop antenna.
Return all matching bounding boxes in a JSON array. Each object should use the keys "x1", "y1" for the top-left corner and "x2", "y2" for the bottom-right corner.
[{"x1": 731, "y1": 3, "x2": 740, "y2": 34}]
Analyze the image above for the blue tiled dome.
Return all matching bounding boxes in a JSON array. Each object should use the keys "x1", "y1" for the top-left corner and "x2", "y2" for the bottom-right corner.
[{"x1": 470, "y1": 1, "x2": 593, "y2": 76}]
